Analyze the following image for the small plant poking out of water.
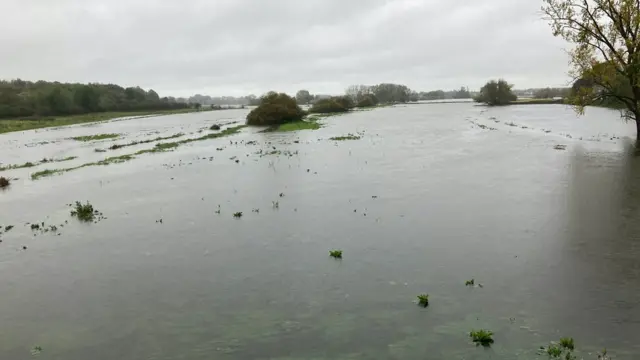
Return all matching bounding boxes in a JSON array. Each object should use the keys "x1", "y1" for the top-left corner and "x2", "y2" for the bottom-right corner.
[
  {"x1": 233, "y1": 212, "x2": 243, "y2": 218},
  {"x1": 329, "y1": 134, "x2": 361, "y2": 141},
  {"x1": 465, "y1": 279, "x2": 475, "y2": 286},
  {"x1": 210, "y1": 124, "x2": 221, "y2": 130},
  {"x1": 329, "y1": 250, "x2": 343, "y2": 259},
  {"x1": 31, "y1": 345, "x2": 43, "y2": 355},
  {"x1": 470, "y1": 329, "x2": 494, "y2": 347},
  {"x1": 0, "y1": 177, "x2": 10, "y2": 188},
  {"x1": 70, "y1": 201, "x2": 96, "y2": 222},
  {"x1": 545, "y1": 344, "x2": 563, "y2": 358},
  {"x1": 559, "y1": 337, "x2": 575, "y2": 351},
  {"x1": 417, "y1": 294, "x2": 429, "y2": 307}
]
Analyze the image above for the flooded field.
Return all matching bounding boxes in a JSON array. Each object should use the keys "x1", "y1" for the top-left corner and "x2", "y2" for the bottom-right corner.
[{"x1": 1, "y1": 104, "x2": 639, "y2": 359}]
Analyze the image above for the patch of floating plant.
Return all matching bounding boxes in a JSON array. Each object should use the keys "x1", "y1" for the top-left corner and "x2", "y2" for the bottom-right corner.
[
  {"x1": 31, "y1": 125, "x2": 247, "y2": 180},
  {"x1": 233, "y1": 212, "x2": 243, "y2": 218},
  {"x1": 539, "y1": 337, "x2": 576, "y2": 359},
  {"x1": 469, "y1": 329, "x2": 494, "y2": 347},
  {"x1": 465, "y1": 279, "x2": 484, "y2": 288},
  {"x1": 554, "y1": 144, "x2": 567, "y2": 150},
  {"x1": 100, "y1": 132, "x2": 185, "y2": 151},
  {"x1": 69, "y1": 201, "x2": 105, "y2": 223},
  {"x1": 0, "y1": 156, "x2": 77, "y2": 172},
  {"x1": 329, "y1": 134, "x2": 362, "y2": 141},
  {"x1": 0, "y1": 176, "x2": 10, "y2": 188},
  {"x1": 469, "y1": 121, "x2": 497, "y2": 131},
  {"x1": 329, "y1": 250, "x2": 343, "y2": 259},
  {"x1": 72, "y1": 133, "x2": 120, "y2": 142},
  {"x1": 31, "y1": 345, "x2": 43, "y2": 355},
  {"x1": 416, "y1": 294, "x2": 429, "y2": 307}
]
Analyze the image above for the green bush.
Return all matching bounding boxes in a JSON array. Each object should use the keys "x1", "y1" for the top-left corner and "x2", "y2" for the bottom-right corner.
[
  {"x1": 70, "y1": 201, "x2": 96, "y2": 222},
  {"x1": 470, "y1": 329, "x2": 494, "y2": 347},
  {"x1": 309, "y1": 96, "x2": 354, "y2": 114},
  {"x1": 417, "y1": 294, "x2": 429, "y2": 307},
  {"x1": 356, "y1": 94, "x2": 379, "y2": 107},
  {"x1": 246, "y1": 92, "x2": 305, "y2": 126}
]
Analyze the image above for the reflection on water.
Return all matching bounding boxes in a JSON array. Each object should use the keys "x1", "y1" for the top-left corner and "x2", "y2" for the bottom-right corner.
[{"x1": 0, "y1": 104, "x2": 639, "y2": 359}]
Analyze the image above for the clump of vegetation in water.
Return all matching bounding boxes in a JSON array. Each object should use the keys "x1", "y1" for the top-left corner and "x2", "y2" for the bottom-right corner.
[
  {"x1": 473, "y1": 79, "x2": 517, "y2": 106},
  {"x1": 309, "y1": 96, "x2": 354, "y2": 114},
  {"x1": 417, "y1": 294, "x2": 429, "y2": 307},
  {"x1": 210, "y1": 124, "x2": 221, "y2": 130},
  {"x1": 539, "y1": 337, "x2": 576, "y2": 359},
  {"x1": 106, "y1": 132, "x2": 184, "y2": 151},
  {"x1": 0, "y1": 156, "x2": 76, "y2": 178},
  {"x1": 465, "y1": 279, "x2": 475, "y2": 286},
  {"x1": 70, "y1": 201, "x2": 96, "y2": 222},
  {"x1": 263, "y1": 119, "x2": 321, "y2": 132},
  {"x1": 32, "y1": 126, "x2": 246, "y2": 180},
  {"x1": 329, "y1": 134, "x2": 361, "y2": 141},
  {"x1": 72, "y1": 133, "x2": 120, "y2": 142},
  {"x1": 356, "y1": 94, "x2": 379, "y2": 108},
  {"x1": 554, "y1": 144, "x2": 567, "y2": 150},
  {"x1": 470, "y1": 329, "x2": 494, "y2": 347},
  {"x1": 329, "y1": 250, "x2": 343, "y2": 259},
  {"x1": 246, "y1": 92, "x2": 305, "y2": 126},
  {"x1": 4, "y1": 225, "x2": 14, "y2": 232},
  {"x1": 0, "y1": 177, "x2": 10, "y2": 188},
  {"x1": 233, "y1": 212, "x2": 243, "y2": 218}
]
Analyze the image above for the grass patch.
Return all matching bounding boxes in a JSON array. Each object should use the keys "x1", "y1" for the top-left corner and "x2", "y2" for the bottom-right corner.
[
  {"x1": 30, "y1": 125, "x2": 246, "y2": 180},
  {"x1": 509, "y1": 98, "x2": 565, "y2": 105},
  {"x1": 70, "y1": 201, "x2": 96, "y2": 222},
  {"x1": 105, "y1": 132, "x2": 184, "y2": 151},
  {"x1": 540, "y1": 337, "x2": 576, "y2": 359},
  {"x1": 465, "y1": 279, "x2": 475, "y2": 286},
  {"x1": 210, "y1": 124, "x2": 221, "y2": 130},
  {"x1": 264, "y1": 120, "x2": 322, "y2": 132},
  {"x1": 470, "y1": 329, "x2": 494, "y2": 347},
  {"x1": 31, "y1": 169, "x2": 63, "y2": 180},
  {"x1": 0, "y1": 108, "x2": 209, "y2": 135},
  {"x1": 72, "y1": 133, "x2": 120, "y2": 142},
  {"x1": 0, "y1": 156, "x2": 77, "y2": 172},
  {"x1": 0, "y1": 177, "x2": 10, "y2": 188},
  {"x1": 329, "y1": 250, "x2": 343, "y2": 259},
  {"x1": 417, "y1": 294, "x2": 429, "y2": 307},
  {"x1": 329, "y1": 134, "x2": 361, "y2": 141},
  {"x1": 233, "y1": 212, "x2": 243, "y2": 218}
]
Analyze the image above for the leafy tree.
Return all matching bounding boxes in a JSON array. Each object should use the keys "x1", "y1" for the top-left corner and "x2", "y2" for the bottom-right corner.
[
  {"x1": 309, "y1": 96, "x2": 354, "y2": 113},
  {"x1": 295, "y1": 90, "x2": 313, "y2": 105},
  {"x1": 246, "y1": 92, "x2": 305, "y2": 126},
  {"x1": 357, "y1": 93, "x2": 379, "y2": 107},
  {"x1": 542, "y1": 0, "x2": 640, "y2": 141},
  {"x1": 452, "y1": 86, "x2": 471, "y2": 99},
  {"x1": 474, "y1": 79, "x2": 517, "y2": 106},
  {"x1": 0, "y1": 79, "x2": 189, "y2": 119}
]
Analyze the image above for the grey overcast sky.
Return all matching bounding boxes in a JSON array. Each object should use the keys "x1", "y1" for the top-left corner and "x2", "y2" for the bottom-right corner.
[{"x1": 1, "y1": 0, "x2": 571, "y2": 97}]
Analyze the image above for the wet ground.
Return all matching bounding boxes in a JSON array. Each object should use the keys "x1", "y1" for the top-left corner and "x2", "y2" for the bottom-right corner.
[{"x1": 0, "y1": 104, "x2": 639, "y2": 359}]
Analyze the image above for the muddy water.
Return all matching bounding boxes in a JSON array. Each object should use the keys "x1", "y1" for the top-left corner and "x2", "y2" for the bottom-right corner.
[{"x1": 0, "y1": 104, "x2": 639, "y2": 359}]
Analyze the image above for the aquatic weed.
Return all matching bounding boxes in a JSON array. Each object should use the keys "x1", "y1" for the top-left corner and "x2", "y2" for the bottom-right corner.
[
  {"x1": 559, "y1": 337, "x2": 575, "y2": 351},
  {"x1": 70, "y1": 201, "x2": 96, "y2": 222},
  {"x1": 0, "y1": 177, "x2": 9, "y2": 188},
  {"x1": 329, "y1": 134, "x2": 361, "y2": 141},
  {"x1": 465, "y1": 279, "x2": 475, "y2": 286},
  {"x1": 417, "y1": 294, "x2": 429, "y2": 307},
  {"x1": 329, "y1": 250, "x2": 343, "y2": 259},
  {"x1": 469, "y1": 329, "x2": 494, "y2": 346},
  {"x1": 233, "y1": 212, "x2": 243, "y2": 218},
  {"x1": 72, "y1": 133, "x2": 120, "y2": 142}
]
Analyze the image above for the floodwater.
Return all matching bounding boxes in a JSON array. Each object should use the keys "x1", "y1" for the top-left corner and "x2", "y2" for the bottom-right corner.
[{"x1": 0, "y1": 104, "x2": 639, "y2": 359}]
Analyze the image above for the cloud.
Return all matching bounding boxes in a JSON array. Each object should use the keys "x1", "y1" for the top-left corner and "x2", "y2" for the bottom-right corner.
[{"x1": 1, "y1": 0, "x2": 571, "y2": 96}]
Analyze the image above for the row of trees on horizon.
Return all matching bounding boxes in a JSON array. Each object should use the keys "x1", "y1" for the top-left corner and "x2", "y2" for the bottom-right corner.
[{"x1": 0, "y1": 78, "x2": 575, "y2": 120}]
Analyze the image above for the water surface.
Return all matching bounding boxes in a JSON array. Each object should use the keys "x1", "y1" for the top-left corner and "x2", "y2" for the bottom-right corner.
[{"x1": 0, "y1": 104, "x2": 639, "y2": 359}]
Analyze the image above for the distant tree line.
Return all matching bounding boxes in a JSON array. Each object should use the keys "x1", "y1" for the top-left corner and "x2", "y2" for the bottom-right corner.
[
  {"x1": 0, "y1": 79, "x2": 190, "y2": 119},
  {"x1": 416, "y1": 87, "x2": 472, "y2": 101}
]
